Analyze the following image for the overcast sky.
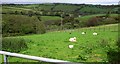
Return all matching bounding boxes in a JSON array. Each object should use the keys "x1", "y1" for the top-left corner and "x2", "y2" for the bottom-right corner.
[{"x1": 1, "y1": 0, "x2": 119, "y2": 5}]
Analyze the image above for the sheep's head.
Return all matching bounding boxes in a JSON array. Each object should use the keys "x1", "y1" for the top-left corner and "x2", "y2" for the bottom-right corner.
[
  {"x1": 69, "y1": 37, "x2": 77, "y2": 42},
  {"x1": 74, "y1": 37, "x2": 76, "y2": 39}
]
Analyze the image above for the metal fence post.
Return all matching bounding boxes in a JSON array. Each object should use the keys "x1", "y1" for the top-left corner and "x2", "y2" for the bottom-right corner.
[{"x1": 4, "y1": 55, "x2": 8, "y2": 64}]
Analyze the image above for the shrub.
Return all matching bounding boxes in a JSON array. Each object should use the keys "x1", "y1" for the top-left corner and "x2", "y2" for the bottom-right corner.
[
  {"x1": 117, "y1": 37, "x2": 120, "y2": 48},
  {"x1": 79, "y1": 21, "x2": 87, "y2": 27},
  {"x1": 86, "y1": 16, "x2": 118, "y2": 27},
  {"x1": 107, "y1": 50, "x2": 120, "y2": 63},
  {"x1": 107, "y1": 38, "x2": 120, "y2": 63},
  {"x1": 2, "y1": 37, "x2": 28, "y2": 53},
  {"x1": 36, "y1": 21, "x2": 46, "y2": 34},
  {"x1": 86, "y1": 17, "x2": 99, "y2": 27}
]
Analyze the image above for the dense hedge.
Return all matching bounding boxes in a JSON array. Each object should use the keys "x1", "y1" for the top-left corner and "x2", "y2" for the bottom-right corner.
[
  {"x1": 2, "y1": 37, "x2": 28, "y2": 53},
  {"x1": 86, "y1": 16, "x2": 119, "y2": 27},
  {"x1": 2, "y1": 14, "x2": 46, "y2": 37},
  {"x1": 107, "y1": 38, "x2": 120, "y2": 63}
]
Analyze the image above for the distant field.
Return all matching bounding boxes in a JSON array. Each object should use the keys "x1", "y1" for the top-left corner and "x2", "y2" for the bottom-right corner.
[
  {"x1": 2, "y1": 4, "x2": 118, "y2": 14},
  {"x1": 2, "y1": 14, "x2": 61, "y2": 22},
  {"x1": 79, "y1": 6, "x2": 108, "y2": 13},
  {"x1": 53, "y1": 4, "x2": 80, "y2": 12},
  {"x1": 5, "y1": 24, "x2": 118, "y2": 62},
  {"x1": 41, "y1": 16, "x2": 61, "y2": 21},
  {"x1": 3, "y1": 14, "x2": 118, "y2": 23},
  {"x1": 75, "y1": 14, "x2": 118, "y2": 22},
  {"x1": 2, "y1": 6, "x2": 33, "y2": 13}
]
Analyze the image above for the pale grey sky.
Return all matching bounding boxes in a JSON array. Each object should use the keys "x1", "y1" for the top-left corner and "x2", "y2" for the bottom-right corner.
[{"x1": 1, "y1": 0, "x2": 119, "y2": 5}]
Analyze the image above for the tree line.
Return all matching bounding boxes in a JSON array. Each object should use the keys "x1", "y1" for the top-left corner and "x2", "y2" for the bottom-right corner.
[{"x1": 2, "y1": 15, "x2": 46, "y2": 37}]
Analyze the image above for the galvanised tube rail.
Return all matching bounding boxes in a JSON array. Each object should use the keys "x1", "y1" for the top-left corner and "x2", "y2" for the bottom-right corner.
[{"x1": 0, "y1": 51, "x2": 74, "y2": 64}]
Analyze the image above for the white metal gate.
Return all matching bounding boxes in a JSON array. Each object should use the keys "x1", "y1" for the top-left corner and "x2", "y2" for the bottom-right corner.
[{"x1": 0, "y1": 51, "x2": 79, "y2": 64}]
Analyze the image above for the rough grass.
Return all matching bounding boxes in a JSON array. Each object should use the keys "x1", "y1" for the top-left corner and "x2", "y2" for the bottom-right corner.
[
  {"x1": 75, "y1": 14, "x2": 118, "y2": 22},
  {"x1": 4, "y1": 24, "x2": 118, "y2": 62},
  {"x1": 0, "y1": 55, "x2": 2, "y2": 63}
]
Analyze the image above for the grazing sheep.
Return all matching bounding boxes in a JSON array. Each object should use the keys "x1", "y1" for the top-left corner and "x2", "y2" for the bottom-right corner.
[
  {"x1": 69, "y1": 37, "x2": 77, "y2": 42},
  {"x1": 93, "y1": 32, "x2": 97, "y2": 35},
  {"x1": 68, "y1": 45, "x2": 74, "y2": 48},
  {"x1": 81, "y1": 32, "x2": 86, "y2": 35}
]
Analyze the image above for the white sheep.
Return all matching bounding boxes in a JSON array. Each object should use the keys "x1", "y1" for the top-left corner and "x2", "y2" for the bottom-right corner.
[
  {"x1": 93, "y1": 32, "x2": 97, "y2": 35},
  {"x1": 81, "y1": 32, "x2": 86, "y2": 35},
  {"x1": 68, "y1": 45, "x2": 74, "y2": 48},
  {"x1": 69, "y1": 37, "x2": 77, "y2": 42}
]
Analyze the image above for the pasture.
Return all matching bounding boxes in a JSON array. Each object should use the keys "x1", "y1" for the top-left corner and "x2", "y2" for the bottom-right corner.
[
  {"x1": 6, "y1": 24, "x2": 118, "y2": 62},
  {"x1": 1, "y1": 3, "x2": 119, "y2": 63}
]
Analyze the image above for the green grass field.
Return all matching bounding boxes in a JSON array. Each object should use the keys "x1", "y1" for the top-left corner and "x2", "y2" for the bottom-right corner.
[
  {"x1": 53, "y1": 4, "x2": 80, "y2": 12},
  {"x1": 3, "y1": 24, "x2": 118, "y2": 62}
]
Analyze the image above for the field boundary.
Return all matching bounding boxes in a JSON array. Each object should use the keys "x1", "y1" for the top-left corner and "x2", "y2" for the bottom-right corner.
[{"x1": 0, "y1": 51, "x2": 80, "y2": 64}]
